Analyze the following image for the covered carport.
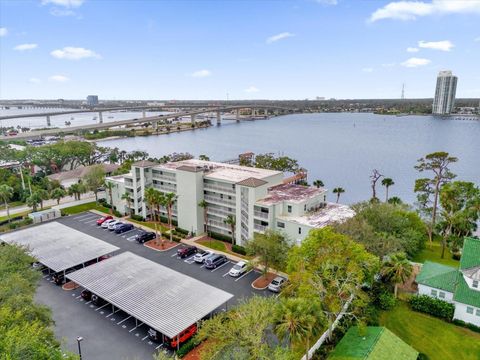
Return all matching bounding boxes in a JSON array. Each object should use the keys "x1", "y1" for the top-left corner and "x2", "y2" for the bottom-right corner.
[
  {"x1": 0, "y1": 221, "x2": 119, "y2": 277},
  {"x1": 66, "y1": 251, "x2": 234, "y2": 350}
]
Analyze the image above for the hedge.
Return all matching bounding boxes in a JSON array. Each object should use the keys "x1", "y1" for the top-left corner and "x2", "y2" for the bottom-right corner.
[
  {"x1": 232, "y1": 244, "x2": 247, "y2": 255},
  {"x1": 408, "y1": 295, "x2": 455, "y2": 320},
  {"x1": 0, "y1": 215, "x2": 24, "y2": 226},
  {"x1": 210, "y1": 231, "x2": 233, "y2": 243},
  {"x1": 175, "y1": 227, "x2": 189, "y2": 236},
  {"x1": 452, "y1": 319, "x2": 480, "y2": 334},
  {"x1": 130, "y1": 214, "x2": 144, "y2": 221},
  {"x1": 177, "y1": 338, "x2": 200, "y2": 358}
]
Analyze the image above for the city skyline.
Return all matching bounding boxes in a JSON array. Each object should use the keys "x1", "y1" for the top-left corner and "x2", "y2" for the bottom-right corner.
[{"x1": 1, "y1": 0, "x2": 480, "y2": 100}]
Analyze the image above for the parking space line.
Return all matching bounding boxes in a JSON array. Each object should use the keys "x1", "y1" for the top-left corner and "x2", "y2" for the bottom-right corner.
[
  {"x1": 83, "y1": 219, "x2": 98, "y2": 224},
  {"x1": 211, "y1": 261, "x2": 231, "y2": 272},
  {"x1": 76, "y1": 295, "x2": 82, "y2": 299},
  {"x1": 74, "y1": 214, "x2": 95, "y2": 220},
  {"x1": 170, "y1": 252, "x2": 178, "y2": 258},
  {"x1": 85, "y1": 301, "x2": 92, "y2": 305},
  {"x1": 117, "y1": 316, "x2": 132, "y2": 325},
  {"x1": 222, "y1": 269, "x2": 231, "y2": 277},
  {"x1": 95, "y1": 303, "x2": 110, "y2": 311},
  {"x1": 235, "y1": 269, "x2": 253, "y2": 282},
  {"x1": 129, "y1": 322, "x2": 144, "y2": 333},
  {"x1": 120, "y1": 229, "x2": 135, "y2": 237},
  {"x1": 142, "y1": 335, "x2": 149, "y2": 341},
  {"x1": 155, "y1": 344, "x2": 163, "y2": 350}
]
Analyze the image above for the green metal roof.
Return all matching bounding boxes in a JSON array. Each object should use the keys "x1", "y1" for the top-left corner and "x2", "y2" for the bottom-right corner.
[
  {"x1": 328, "y1": 327, "x2": 418, "y2": 360},
  {"x1": 460, "y1": 237, "x2": 480, "y2": 270},
  {"x1": 453, "y1": 272, "x2": 480, "y2": 308},
  {"x1": 416, "y1": 261, "x2": 457, "y2": 293}
]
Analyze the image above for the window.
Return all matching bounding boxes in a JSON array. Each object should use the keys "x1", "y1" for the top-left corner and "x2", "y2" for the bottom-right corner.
[
  {"x1": 431, "y1": 289, "x2": 438, "y2": 297},
  {"x1": 473, "y1": 280, "x2": 479, "y2": 288},
  {"x1": 467, "y1": 306, "x2": 474, "y2": 314},
  {"x1": 304, "y1": 204, "x2": 307, "y2": 211},
  {"x1": 287, "y1": 205, "x2": 292, "y2": 213},
  {"x1": 476, "y1": 309, "x2": 480, "y2": 317},
  {"x1": 277, "y1": 222, "x2": 285, "y2": 229},
  {"x1": 439, "y1": 291, "x2": 445, "y2": 299},
  {"x1": 298, "y1": 227, "x2": 302, "y2": 234}
]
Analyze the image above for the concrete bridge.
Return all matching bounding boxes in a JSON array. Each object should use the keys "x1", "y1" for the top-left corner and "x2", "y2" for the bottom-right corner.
[{"x1": 0, "y1": 105, "x2": 294, "y2": 140}]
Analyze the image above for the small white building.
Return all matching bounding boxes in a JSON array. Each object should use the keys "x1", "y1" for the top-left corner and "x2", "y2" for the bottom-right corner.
[
  {"x1": 416, "y1": 237, "x2": 480, "y2": 327},
  {"x1": 105, "y1": 159, "x2": 354, "y2": 245},
  {"x1": 48, "y1": 163, "x2": 120, "y2": 188}
]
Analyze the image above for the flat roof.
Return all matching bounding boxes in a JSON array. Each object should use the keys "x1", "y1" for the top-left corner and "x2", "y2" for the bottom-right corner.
[
  {"x1": 277, "y1": 202, "x2": 355, "y2": 228},
  {"x1": 67, "y1": 251, "x2": 233, "y2": 338},
  {"x1": 156, "y1": 159, "x2": 281, "y2": 183},
  {"x1": 0, "y1": 222, "x2": 119, "y2": 273},
  {"x1": 256, "y1": 183, "x2": 325, "y2": 206}
]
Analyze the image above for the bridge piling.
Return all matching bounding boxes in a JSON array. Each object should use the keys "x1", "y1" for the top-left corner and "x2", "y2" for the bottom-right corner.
[
  {"x1": 236, "y1": 109, "x2": 240, "y2": 122},
  {"x1": 142, "y1": 110, "x2": 146, "y2": 118},
  {"x1": 191, "y1": 114, "x2": 196, "y2": 125},
  {"x1": 98, "y1": 112, "x2": 103, "y2": 124},
  {"x1": 46, "y1": 115, "x2": 51, "y2": 127},
  {"x1": 216, "y1": 111, "x2": 221, "y2": 125}
]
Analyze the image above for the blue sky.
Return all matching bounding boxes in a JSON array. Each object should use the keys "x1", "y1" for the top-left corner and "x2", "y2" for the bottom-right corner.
[{"x1": 0, "y1": 0, "x2": 479, "y2": 100}]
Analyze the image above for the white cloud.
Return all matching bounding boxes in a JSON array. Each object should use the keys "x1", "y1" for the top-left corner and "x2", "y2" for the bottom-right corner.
[
  {"x1": 244, "y1": 86, "x2": 260, "y2": 93},
  {"x1": 418, "y1": 40, "x2": 454, "y2": 51},
  {"x1": 362, "y1": 67, "x2": 374, "y2": 73},
  {"x1": 407, "y1": 47, "x2": 419, "y2": 52},
  {"x1": 266, "y1": 32, "x2": 294, "y2": 44},
  {"x1": 190, "y1": 69, "x2": 211, "y2": 78},
  {"x1": 369, "y1": 0, "x2": 480, "y2": 22},
  {"x1": 401, "y1": 57, "x2": 431, "y2": 67},
  {"x1": 42, "y1": 0, "x2": 84, "y2": 7},
  {"x1": 51, "y1": 47, "x2": 101, "y2": 60},
  {"x1": 474, "y1": 36, "x2": 480, "y2": 42},
  {"x1": 49, "y1": 75, "x2": 70, "y2": 82},
  {"x1": 29, "y1": 78, "x2": 41, "y2": 84},
  {"x1": 14, "y1": 43, "x2": 38, "y2": 51},
  {"x1": 381, "y1": 62, "x2": 396, "y2": 67},
  {"x1": 0, "y1": 27, "x2": 7, "y2": 37},
  {"x1": 315, "y1": 0, "x2": 338, "y2": 5},
  {"x1": 50, "y1": 8, "x2": 75, "y2": 16}
]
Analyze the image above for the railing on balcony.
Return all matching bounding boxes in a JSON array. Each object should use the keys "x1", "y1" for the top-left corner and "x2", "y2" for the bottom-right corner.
[
  {"x1": 152, "y1": 171, "x2": 176, "y2": 182},
  {"x1": 153, "y1": 183, "x2": 177, "y2": 193},
  {"x1": 207, "y1": 208, "x2": 233, "y2": 218},
  {"x1": 254, "y1": 224, "x2": 267, "y2": 232},
  {"x1": 254, "y1": 211, "x2": 268, "y2": 219},
  {"x1": 208, "y1": 219, "x2": 231, "y2": 230},
  {"x1": 204, "y1": 195, "x2": 236, "y2": 206},
  {"x1": 204, "y1": 183, "x2": 235, "y2": 194}
]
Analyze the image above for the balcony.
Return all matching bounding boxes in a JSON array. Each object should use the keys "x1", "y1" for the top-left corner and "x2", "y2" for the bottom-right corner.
[
  {"x1": 208, "y1": 219, "x2": 231, "y2": 231},
  {"x1": 152, "y1": 171, "x2": 176, "y2": 182},
  {"x1": 153, "y1": 183, "x2": 176, "y2": 193},
  {"x1": 204, "y1": 195, "x2": 236, "y2": 207},
  {"x1": 254, "y1": 224, "x2": 267, "y2": 232},
  {"x1": 254, "y1": 211, "x2": 268, "y2": 219},
  {"x1": 204, "y1": 183, "x2": 235, "y2": 194},
  {"x1": 207, "y1": 208, "x2": 233, "y2": 218}
]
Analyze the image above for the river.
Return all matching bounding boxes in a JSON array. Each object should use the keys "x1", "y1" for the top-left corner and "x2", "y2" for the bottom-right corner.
[{"x1": 94, "y1": 113, "x2": 480, "y2": 205}]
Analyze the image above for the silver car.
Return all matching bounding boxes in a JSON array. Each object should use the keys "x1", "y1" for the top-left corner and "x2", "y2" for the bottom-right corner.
[
  {"x1": 101, "y1": 219, "x2": 115, "y2": 228},
  {"x1": 193, "y1": 250, "x2": 214, "y2": 263},
  {"x1": 268, "y1": 276, "x2": 286, "y2": 293},
  {"x1": 107, "y1": 220, "x2": 122, "y2": 230}
]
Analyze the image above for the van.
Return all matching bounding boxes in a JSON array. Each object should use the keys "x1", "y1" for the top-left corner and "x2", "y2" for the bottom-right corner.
[{"x1": 204, "y1": 254, "x2": 227, "y2": 269}]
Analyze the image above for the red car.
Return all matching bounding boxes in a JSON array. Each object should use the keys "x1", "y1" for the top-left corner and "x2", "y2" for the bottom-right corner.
[
  {"x1": 96, "y1": 215, "x2": 113, "y2": 225},
  {"x1": 148, "y1": 324, "x2": 197, "y2": 348}
]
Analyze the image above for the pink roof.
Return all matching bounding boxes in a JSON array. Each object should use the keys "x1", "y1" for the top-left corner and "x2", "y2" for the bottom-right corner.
[{"x1": 257, "y1": 183, "x2": 326, "y2": 205}]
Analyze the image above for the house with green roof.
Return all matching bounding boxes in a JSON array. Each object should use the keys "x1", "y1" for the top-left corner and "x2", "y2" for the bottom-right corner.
[
  {"x1": 415, "y1": 237, "x2": 480, "y2": 327},
  {"x1": 328, "y1": 326, "x2": 418, "y2": 360}
]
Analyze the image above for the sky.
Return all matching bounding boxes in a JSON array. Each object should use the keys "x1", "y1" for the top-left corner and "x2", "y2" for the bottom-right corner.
[{"x1": 0, "y1": 0, "x2": 479, "y2": 100}]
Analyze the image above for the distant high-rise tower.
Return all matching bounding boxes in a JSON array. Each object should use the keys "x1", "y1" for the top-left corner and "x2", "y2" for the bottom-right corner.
[
  {"x1": 86, "y1": 95, "x2": 99, "y2": 107},
  {"x1": 432, "y1": 71, "x2": 457, "y2": 115},
  {"x1": 401, "y1": 83, "x2": 405, "y2": 100}
]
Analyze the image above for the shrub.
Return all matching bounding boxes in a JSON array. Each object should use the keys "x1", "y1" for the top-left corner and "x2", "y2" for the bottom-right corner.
[
  {"x1": 418, "y1": 353, "x2": 430, "y2": 360},
  {"x1": 113, "y1": 210, "x2": 122, "y2": 217},
  {"x1": 452, "y1": 319, "x2": 480, "y2": 333},
  {"x1": 232, "y1": 244, "x2": 247, "y2": 255},
  {"x1": 175, "y1": 227, "x2": 189, "y2": 236},
  {"x1": 8, "y1": 222, "x2": 18, "y2": 230},
  {"x1": 378, "y1": 291, "x2": 397, "y2": 310},
  {"x1": 409, "y1": 295, "x2": 455, "y2": 320},
  {"x1": 177, "y1": 338, "x2": 200, "y2": 358},
  {"x1": 130, "y1": 214, "x2": 144, "y2": 221},
  {"x1": 210, "y1": 231, "x2": 232, "y2": 243},
  {"x1": 452, "y1": 252, "x2": 461, "y2": 261}
]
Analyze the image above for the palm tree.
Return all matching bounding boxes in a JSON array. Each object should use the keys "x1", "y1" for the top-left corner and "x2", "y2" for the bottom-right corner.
[
  {"x1": 198, "y1": 200, "x2": 208, "y2": 235},
  {"x1": 313, "y1": 180, "x2": 324, "y2": 188},
  {"x1": 0, "y1": 185, "x2": 14, "y2": 223},
  {"x1": 121, "y1": 191, "x2": 133, "y2": 216},
  {"x1": 164, "y1": 192, "x2": 178, "y2": 242},
  {"x1": 50, "y1": 187, "x2": 66, "y2": 205},
  {"x1": 381, "y1": 177, "x2": 395, "y2": 202},
  {"x1": 332, "y1": 187, "x2": 345, "y2": 203},
  {"x1": 104, "y1": 181, "x2": 115, "y2": 214},
  {"x1": 223, "y1": 215, "x2": 236, "y2": 245},
  {"x1": 26, "y1": 192, "x2": 42, "y2": 212},
  {"x1": 380, "y1": 252, "x2": 413, "y2": 298},
  {"x1": 274, "y1": 298, "x2": 321, "y2": 360},
  {"x1": 145, "y1": 188, "x2": 160, "y2": 242},
  {"x1": 155, "y1": 191, "x2": 166, "y2": 246},
  {"x1": 388, "y1": 196, "x2": 402, "y2": 205},
  {"x1": 36, "y1": 189, "x2": 49, "y2": 210}
]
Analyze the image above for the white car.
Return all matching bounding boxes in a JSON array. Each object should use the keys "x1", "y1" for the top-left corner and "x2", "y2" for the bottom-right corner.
[
  {"x1": 228, "y1": 261, "x2": 249, "y2": 277},
  {"x1": 101, "y1": 219, "x2": 115, "y2": 228},
  {"x1": 193, "y1": 250, "x2": 214, "y2": 263},
  {"x1": 108, "y1": 220, "x2": 122, "y2": 230}
]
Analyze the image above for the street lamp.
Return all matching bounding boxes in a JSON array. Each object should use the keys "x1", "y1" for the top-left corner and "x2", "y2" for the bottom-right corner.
[{"x1": 76, "y1": 336, "x2": 83, "y2": 360}]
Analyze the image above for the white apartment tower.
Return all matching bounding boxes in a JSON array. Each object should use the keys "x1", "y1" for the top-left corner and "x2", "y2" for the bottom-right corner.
[
  {"x1": 106, "y1": 159, "x2": 355, "y2": 245},
  {"x1": 432, "y1": 70, "x2": 457, "y2": 115}
]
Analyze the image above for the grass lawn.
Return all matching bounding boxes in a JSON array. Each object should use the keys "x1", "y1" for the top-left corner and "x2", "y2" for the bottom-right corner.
[
  {"x1": 413, "y1": 240, "x2": 460, "y2": 267},
  {"x1": 200, "y1": 239, "x2": 228, "y2": 252},
  {"x1": 0, "y1": 201, "x2": 24, "y2": 210},
  {"x1": 0, "y1": 209, "x2": 31, "y2": 222},
  {"x1": 128, "y1": 218, "x2": 169, "y2": 232},
  {"x1": 60, "y1": 201, "x2": 111, "y2": 215},
  {"x1": 380, "y1": 302, "x2": 480, "y2": 360}
]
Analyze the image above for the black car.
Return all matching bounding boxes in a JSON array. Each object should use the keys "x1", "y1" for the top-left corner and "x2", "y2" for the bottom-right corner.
[
  {"x1": 177, "y1": 245, "x2": 197, "y2": 258},
  {"x1": 91, "y1": 294, "x2": 106, "y2": 306},
  {"x1": 81, "y1": 289, "x2": 92, "y2": 301},
  {"x1": 135, "y1": 231, "x2": 156, "y2": 243},
  {"x1": 52, "y1": 265, "x2": 82, "y2": 285},
  {"x1": 114, "y1": 223, "x2": 134, "y2": 234},
  {"x1": 204, "y1": 254, "x2": 228, "y2": 269}
]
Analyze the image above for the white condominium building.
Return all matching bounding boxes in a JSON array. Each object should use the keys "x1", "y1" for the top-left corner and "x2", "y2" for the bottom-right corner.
[
  {"x1": 432, "y1": 70, "x2": 457, "y2": 115},
  {"x1": 106, "y1": 159, "x2": 354, "y2": 245}
]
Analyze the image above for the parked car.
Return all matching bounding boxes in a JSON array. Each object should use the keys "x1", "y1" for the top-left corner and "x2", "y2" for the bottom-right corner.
[
  {"x1": 108, "y1": 220, "x2": 122, "y2": 231},
  {"x1": 96, "y1": 215, "x2": 113, "y2": 225},
  {"x1": 268, "y1": 276, "x2": 287, "y2": 293},
  {"x1": 52, "y1": 265, "x2": 82, "y2": 285},
  {"x1": 193, "y1": 249, "x2": 213, "y2": 263},
  {"x1": 101, "y1": 219, "x2": 115, "y2": 228},
  {"x1": 135, "y1": 231, "x2": 156, "y2": 244},
  {"x1": 81, "y1": 289, "x2": 92, "y2": 301},
  {"x1": 31, "y1": 261, "x2": 45, "y2": 270},
  {"x1": 148, "y1": 324, "x2": 197, "y2": 348},
  {"x1": 91, "y1": 294, "x2": 106, "y2": 306},
  {"x1": 114, "y1": 223, "x2": 134, "y2": 234},
  {"x1": 204, "y1": 254, "x2": 228, "y2": 269},
  {"x1": 228, "y1": 261, "x2": 249, "y2": 277},
  {"x1": 177, "y1": 245, "x2": 197, "y2": 258}
]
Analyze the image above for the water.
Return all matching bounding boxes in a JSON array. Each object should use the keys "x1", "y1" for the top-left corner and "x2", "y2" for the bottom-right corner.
[{"x1": 95, "y1": 113, "x2": 479, "y2": 205}]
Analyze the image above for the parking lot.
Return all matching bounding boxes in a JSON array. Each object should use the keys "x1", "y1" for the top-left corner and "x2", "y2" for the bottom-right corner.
[{"x1": 35, "y1": 211, "x2": 274, "y2": 360}]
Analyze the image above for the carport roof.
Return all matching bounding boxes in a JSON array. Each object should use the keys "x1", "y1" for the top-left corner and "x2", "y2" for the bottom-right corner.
[
  {"x1": 0, "y1": 221, "x2": 119, "y2": 273},
  {"x1": 67, "y1": 251, "x2": 234, "y2": 339}
]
